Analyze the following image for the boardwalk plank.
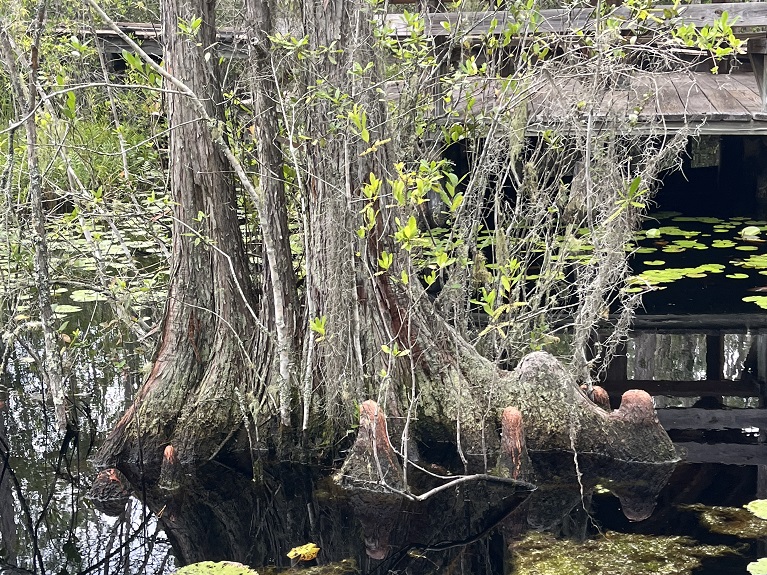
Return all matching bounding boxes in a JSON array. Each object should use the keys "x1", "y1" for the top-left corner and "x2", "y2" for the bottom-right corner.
[
  {"x1": 694, "y1": 73, "x2": 752, "y2": 121},
  {"x1": 707, "y1": 73, "x2": 761, "y2": 115},
  {"x1": 652, "y1": 74, "x2": 689, "y2": 122},
  {"x1": 673, "y1": 76, "x2": 725, "y2": 121}
]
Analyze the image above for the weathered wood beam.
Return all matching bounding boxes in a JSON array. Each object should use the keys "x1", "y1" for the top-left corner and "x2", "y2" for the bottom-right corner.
[
  {"x1": 628, "y1": 313, "x2": 767, "y2": 332},
  {"x1": 676, "y1": 442, "x2": 767, "y2": 465},
  {"x1": 601, "y1": 379, "x2": 762, "y2": 398},
  {"x1": 81, "y1": 3, "x2": 767, "y2": 60},
  {"x1": 657, "y1": 407, "x2": 766, "y2": 430},
  {"x1": 385, "y1": 3, "x2": 767, "y2": 38},
  {"x1": 748, "y1": 37, "x2": 767, "y2": 117}
]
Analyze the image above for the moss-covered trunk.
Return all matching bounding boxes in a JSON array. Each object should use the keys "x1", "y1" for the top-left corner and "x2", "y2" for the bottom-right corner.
[{"x1": 96, "y1": 0, "x2": 266, "y2": 483}]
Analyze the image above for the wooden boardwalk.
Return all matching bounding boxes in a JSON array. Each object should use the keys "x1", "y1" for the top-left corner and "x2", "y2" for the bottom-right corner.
[
  {"x1": 437, "y1": 70, "x2": 767, "y2": 135},
  {"x1": 529, "y1": 70, "x2": 767, "y2": 135},
  {"x1": 87, "y1": 3, "x2": 767, "y2": 135}
]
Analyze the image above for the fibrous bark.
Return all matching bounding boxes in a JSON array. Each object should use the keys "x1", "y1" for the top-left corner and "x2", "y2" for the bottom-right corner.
[{"x1": 95, "y1": 0, "x2": 267, "y2": 484}]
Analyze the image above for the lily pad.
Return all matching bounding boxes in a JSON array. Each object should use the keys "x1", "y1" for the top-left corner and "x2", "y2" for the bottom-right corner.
[
  {"x1": 645, "y1": 228, "x2": 661, "y2": 238},
  {"x1": 736, "y1": 246, "x2": 760, "y2": 252},
  {"x1": 70, "y1": 289, "x2": 109, "y2": 303},
  {"x1": 743, "y1": 296, "x2": 767, "y2": 310},
  {"x1": 748, "y1": 558, "x2": 767, "y2": 575},
  {"x1": 672, "y1": 216, "x2": 723, "y2": 224},
  {"x1": 735, "y1": 254, "x2": 767, "y2": 269},
  {"x1": 658, "y1": 226, "x2": 700, "y2": 237},
  {"x1": 746, "y1": 500, "x2": 767, "y2": 520},
  {"x1": 51, "y1": 304, "x2": 82, "y2": 314},
  {"x1": 726, "y1": 273, "x2": 749, "y2": 279},
  {"x1": 711, "y1": 240, "x2": 736, "y2": 248},
  {"x1": 672, "y1": 239, "x2": 707, "y2": 250},
  {"x1": 643, "y1": 260, "x2": 665, "y2": 266},
  {"x1": 741, "y1": 226, "x2": 762, "y2": 238}
]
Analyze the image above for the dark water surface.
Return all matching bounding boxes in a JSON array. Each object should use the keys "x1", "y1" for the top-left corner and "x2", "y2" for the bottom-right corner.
[{"x1": 3, "y1": 215, "x2": 767, "y2": 574}]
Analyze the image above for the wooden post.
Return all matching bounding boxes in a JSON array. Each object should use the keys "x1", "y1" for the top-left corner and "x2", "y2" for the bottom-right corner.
[
  {"x1": 705, "y1": 333, "x2": 724, "y2": 380},
  {"x1": 757, "y1": 333, "x2": 767, "y2": 406},
  {"x1": 748, "y1": 37, "x2": 767, "y2": 120},
  {"x1": 606, "y1": 340, "x2": 628, "y2": 382}
]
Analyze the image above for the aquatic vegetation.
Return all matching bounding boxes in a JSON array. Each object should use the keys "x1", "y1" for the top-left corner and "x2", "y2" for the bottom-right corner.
[
  {"x1": 681, "y1": 503, "x2": 767, "y2": 539},
  {"x1": 628, "y1": 264, "x2": 725, "y2": 288},
  {"x1": 174, "y1": 562, "x2": 259, "y2": 574},
  {"x1": 748, "y1": 558, "x2": 767, "y2": 575},
  {"x1": 734, "y1": 254, "x2": 767, "y2": 270},
  {"x1": 746, "y1": 500, "x2": 767, "y2": 520},
  {"x1": 287, "y1": 542, "x2": 321, "y2": 562},
  {"x1": 512, "y1": 531, "x2": 735, "y2": 575},
  {"x1": 743, "y1": 296, "x2": 767, "y2": 310}
]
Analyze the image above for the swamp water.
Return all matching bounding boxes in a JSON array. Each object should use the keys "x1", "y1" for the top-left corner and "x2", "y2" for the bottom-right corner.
[{"x1": 3, "y1": 213, "x2": 767, "y2": 574}]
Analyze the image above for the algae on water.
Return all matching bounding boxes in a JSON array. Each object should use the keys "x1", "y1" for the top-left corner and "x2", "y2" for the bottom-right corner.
[{"x1": 511, "y1": 531, "x2": 734, "y2": 575}]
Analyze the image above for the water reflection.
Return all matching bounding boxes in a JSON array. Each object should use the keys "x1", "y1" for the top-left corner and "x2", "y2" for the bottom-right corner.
[
  {"x1": 0, "y1": 303, "x2": 765, "y2": 574},
  {"x1": 0, "y1": 308, "x2": 172, "y2": 575}
]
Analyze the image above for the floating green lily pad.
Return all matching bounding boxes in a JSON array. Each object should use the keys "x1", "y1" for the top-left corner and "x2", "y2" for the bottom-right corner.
[
  {"x1": 746, "y1": 500, "x2": 767, "y2": 520},
  {"x1": 711, "y1": 240, "x2": 736, "y2": 248},
  {"x1": 644, "y1": 260, "x2": 665, "y2": 266},
  {"x1": 70, "y1": 289, "x2": 109, "y2": 303},
  {"x1": 673, "y1": 216, "x2": 723, "y2": 224},
  {"x1": 748, "y1": 558, "x2": 767, "y2": 575},
  {"x1": 645, "y1": 228, "x2": 661, "y2": 238},
  {"x1": 51, "y1": 304, "x2": 82, "y2": 314},
  {"x1": 635, "y1": 247, "x2": 657, "y2": 254},
  {"x1": 741, "y1": 226, "x2": 762, "y2": 238},
  {"x1": 744, "y1": 296, "x2": 767, "y2": 310},
  {"x1": 658, "y1": 226, "x2": 700, "y2": 237},
  {"x1": 736, "y1": 246, "x2": 760, "y2": 252},
  {"x1": 735, "y1": 254, "x2": 767, "y2": 269},
  {"x1": 673, "y1": 239, "x2": 707, "y2": 250},
  {"x1": 662, "y1": 246, "x2": 686, "y2": 253},
  {"x1": 726, "y1": 273, "x2": 749, "y2": 279},
  {"x1": 649, "y1": 211, "x2": 682, "y2": 219}
]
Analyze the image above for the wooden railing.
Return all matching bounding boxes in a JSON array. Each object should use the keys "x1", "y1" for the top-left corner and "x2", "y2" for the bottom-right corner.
[{"x1": 85, "y1": 3, "x2": 767, "y2": 57}]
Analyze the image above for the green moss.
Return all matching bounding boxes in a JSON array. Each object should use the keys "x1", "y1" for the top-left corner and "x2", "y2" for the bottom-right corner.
[
  {"x1": 260, "y1": 559, "x2": 359, "y2": 575},
  {"x1": 175, "y1": 561, "x2": 259, "y2": 575},
  {"x1": 682, "y1": 503, "x2": 767, "y2": 539},
  {"x1": 512, "y1": 531, "x2": 734, "y2": 575}
]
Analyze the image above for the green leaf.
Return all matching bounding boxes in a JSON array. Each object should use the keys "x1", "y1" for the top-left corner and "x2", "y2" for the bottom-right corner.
[
  {"x1": 748, "y1": 558, "x2": 767, "y2": 575},
  {"x1": 743, "y1": 296, "x2": 767, "y2": 310},
  {"x1": 176, "y1": 561, "x2": 259, "y2": 575},
  {"x1": 746, "y1": 500, "x2": 767, "y2": 520},
  {"x1": 70, "y1": 289, "x2": 108, "y2": 303},
  {"x1": 51, "y1": 304, "x2": 83, "y2": 314}
]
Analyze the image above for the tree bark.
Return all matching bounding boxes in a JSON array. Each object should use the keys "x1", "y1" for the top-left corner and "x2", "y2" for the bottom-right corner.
[
  {"x1": 0, "y1": 15, "x2": 69, "y2": 431},
  {"x1": 95, "y1": 0, "x2": 267, "y2": 481}
]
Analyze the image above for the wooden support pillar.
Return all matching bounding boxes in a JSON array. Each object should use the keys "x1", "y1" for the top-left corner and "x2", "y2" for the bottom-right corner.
[
  {"x1": 705, "y1": 333, "x2": 724, "y2": 380},
  {"x1": 757, "y1": 334, "x2": 767, "y2": 407},
  {"x1": 606, "y1": 340, "x2": 628, "y2": 383},
  {"x1": 748, "y1": 37, "x2": 767, "y2": 120}
]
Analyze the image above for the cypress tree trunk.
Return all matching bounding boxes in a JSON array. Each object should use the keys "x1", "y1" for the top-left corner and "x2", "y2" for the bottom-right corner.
[{"x1": 96, "y1": 0, "x2": 267, "y2": 483}]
